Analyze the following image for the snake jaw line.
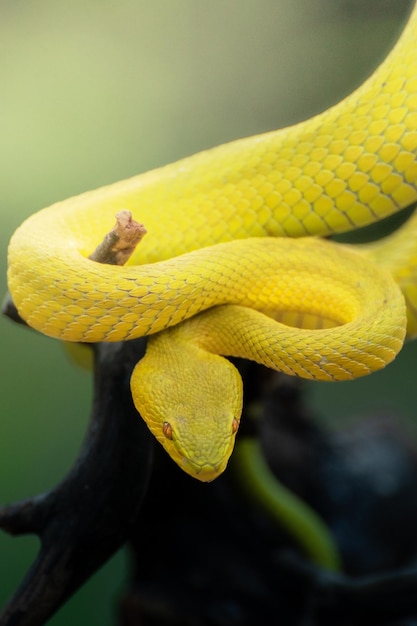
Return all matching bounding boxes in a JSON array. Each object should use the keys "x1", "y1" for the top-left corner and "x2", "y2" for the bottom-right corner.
[{"x1": 179, "y1": 454, "x2": 230, "y2": 484}]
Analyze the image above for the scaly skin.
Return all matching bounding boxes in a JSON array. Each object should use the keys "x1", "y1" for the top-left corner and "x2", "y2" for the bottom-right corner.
[{"x1": 6, "y1": 4, "x2": 417, "y2": 480}]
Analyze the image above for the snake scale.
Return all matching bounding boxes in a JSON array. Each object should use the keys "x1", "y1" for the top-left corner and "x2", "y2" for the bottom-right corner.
[{"x1": 7, "y1": 3, "x2": 417, "y2": 482}]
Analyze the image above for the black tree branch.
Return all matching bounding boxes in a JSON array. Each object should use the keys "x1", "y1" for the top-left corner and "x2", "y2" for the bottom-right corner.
[{"x1": 0, "y1": 339, "x2": 154, "y2": 626}]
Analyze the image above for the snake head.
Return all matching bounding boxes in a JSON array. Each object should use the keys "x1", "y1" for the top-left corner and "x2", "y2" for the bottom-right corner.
[{"x1": 130, "y1": 330, "x2": 243, "y2": 482}]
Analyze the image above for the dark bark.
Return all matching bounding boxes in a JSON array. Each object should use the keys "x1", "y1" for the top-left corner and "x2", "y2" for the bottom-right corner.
[{"x1": 0, "y1": 306, "x2": 154, "y2": 625}]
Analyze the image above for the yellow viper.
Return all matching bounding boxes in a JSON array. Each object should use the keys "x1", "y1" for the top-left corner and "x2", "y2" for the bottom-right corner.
[{"x1": 7, "y1": 5, "x2": 417, "y2": 482}]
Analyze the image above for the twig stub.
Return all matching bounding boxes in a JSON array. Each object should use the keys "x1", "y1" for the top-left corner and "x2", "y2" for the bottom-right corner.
[{"x1": 89, "y1": 210, "x2": 147, "y2": 266}]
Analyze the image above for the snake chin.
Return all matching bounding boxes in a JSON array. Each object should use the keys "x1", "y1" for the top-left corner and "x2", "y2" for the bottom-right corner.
[{"x1": 179, "y1": 454, "x2": 229, "y2": 483}]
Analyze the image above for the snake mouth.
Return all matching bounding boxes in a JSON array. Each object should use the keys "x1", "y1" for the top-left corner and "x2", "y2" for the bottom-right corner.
[{"x1": 180, "y1": 456, "x2": 226, "y2": 483}]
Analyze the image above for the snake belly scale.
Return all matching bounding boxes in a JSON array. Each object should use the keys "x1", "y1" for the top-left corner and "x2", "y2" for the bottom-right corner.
[{"x1": 7, "y1": 3, "x2": 417, "y2": 480}]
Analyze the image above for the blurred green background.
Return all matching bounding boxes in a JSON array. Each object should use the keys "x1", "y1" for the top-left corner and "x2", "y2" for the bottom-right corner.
[{"x1": 1, "y1": 0, "x2": 416, "y2": 623}]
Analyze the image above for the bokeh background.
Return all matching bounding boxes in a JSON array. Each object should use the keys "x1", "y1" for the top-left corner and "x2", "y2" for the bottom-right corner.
[{"x1": 0, "y1": 0, "x2": 416, "y2": 623}]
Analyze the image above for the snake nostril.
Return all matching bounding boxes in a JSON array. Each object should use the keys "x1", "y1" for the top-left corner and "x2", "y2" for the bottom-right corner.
[{"x1": 232, "y1": 418, "x2": 239, "y2": 434}]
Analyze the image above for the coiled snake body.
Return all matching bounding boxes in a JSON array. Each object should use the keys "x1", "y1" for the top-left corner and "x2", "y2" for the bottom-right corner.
[{"x1": 7, "y1": 5, "x2": 417, "y2": 481}]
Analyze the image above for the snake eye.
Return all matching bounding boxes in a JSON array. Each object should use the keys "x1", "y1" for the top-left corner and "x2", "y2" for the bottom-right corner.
[
  {"x1": 232, "y1": 418, "x2": 239, "y2": 434},
  {"x1": 162, "y1": 421, "x2": 173, "y2": 440}
]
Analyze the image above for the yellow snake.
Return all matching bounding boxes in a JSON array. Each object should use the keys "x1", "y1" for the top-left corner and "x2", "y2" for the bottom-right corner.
[{"x1": 7, "y1": 4, "x2": 417, "y2": 484}]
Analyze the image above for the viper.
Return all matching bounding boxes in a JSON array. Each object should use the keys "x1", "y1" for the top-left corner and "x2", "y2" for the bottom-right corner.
[{"x1": 7, "y1": 4, "x2": 417, "y2": 487}]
